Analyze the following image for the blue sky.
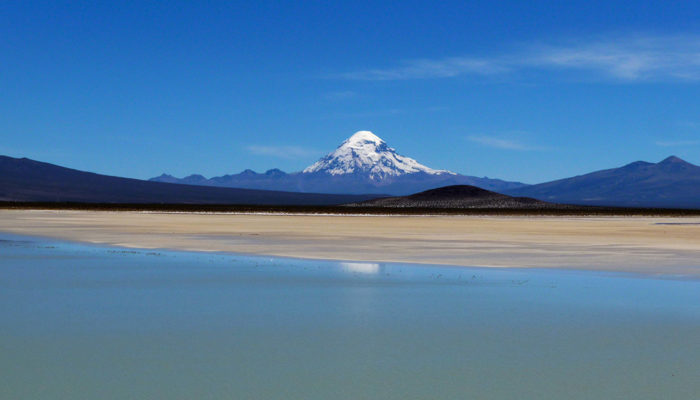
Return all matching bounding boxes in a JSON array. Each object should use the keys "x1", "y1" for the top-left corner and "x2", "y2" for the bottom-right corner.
[{"x1": 2, "y1": 1, "x2": 700, "y2": 183}]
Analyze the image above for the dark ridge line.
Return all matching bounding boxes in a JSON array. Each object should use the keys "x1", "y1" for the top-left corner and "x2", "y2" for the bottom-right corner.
[{"x1": 2, "y1": 202, "x2": 700, "y2": 216}]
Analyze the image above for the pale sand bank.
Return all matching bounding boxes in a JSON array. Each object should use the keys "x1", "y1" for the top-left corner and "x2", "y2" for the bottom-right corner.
[{"x1": 1, "y1": 209, "x2": 700, "y2": 276}]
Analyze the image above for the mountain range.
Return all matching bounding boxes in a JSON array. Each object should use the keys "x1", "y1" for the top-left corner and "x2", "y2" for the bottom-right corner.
[
  {"x1": 151, "y1": 131, "x2": 526, "y2": 195},
  {"x1": 505, "y1": 156, "x2": 700, "y2": 208},
  {"x1": 2, "y1": 130, "x2": 700, "y2": 208},
  {"x1": 151, "y1": 130, "x2": 700, "y2": 208},
  {"x1": 0, "y1": 155, "x2": 375, "y2": 205}
]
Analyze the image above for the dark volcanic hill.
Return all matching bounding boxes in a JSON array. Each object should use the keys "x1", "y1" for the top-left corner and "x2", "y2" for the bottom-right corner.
[
  {"x1": 349, "y1": 185, "x2": 559, "y2": 209},
  {"x1": 0, "y1": 156, "x2": 377, "y2": 205},
  {"x1": 505, "y1": 156, "x2": 700, "y2": 208}
]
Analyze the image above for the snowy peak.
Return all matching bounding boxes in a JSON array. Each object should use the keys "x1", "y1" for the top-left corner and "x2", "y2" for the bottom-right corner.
[
  {"x1": 334, "y1": 131, "x2": 392, "y2": 160},
  {"x1": 303, "y1": 130, "x2": 454, "y2": 180},
  {"x1": 342, "y1": 130, "x2": 386, "y2": 147}
]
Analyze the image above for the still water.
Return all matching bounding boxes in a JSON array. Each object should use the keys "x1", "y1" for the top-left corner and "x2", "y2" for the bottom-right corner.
[{"x1": 1, "y1": 233, "x2": 699, "y2": 399}]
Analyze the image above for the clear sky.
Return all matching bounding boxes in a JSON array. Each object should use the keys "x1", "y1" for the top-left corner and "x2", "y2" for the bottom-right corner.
[{"x1": 2, "y1": 1, "x2": 700, "y2": 183}]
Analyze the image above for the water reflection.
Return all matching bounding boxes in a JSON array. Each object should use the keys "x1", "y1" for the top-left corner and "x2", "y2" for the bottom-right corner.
[{"x1": 340, "y1": 262, "x2": 381, "y2": 275}]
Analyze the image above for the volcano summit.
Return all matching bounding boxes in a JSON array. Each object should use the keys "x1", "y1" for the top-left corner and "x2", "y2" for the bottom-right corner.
[{"x1": 303, "y1": 131, "x2": 453, "y2": 180}]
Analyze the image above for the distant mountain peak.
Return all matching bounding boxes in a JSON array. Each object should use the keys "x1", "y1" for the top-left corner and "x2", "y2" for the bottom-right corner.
[
  {"x1": 659, "y1": 155, "x2": 688, "y2": 165},
  {"x1": 621, "y1": 160, "x2": 654, "y2": 169},
  {"x1": 506, "y1": 155, "x2": 700, "y2": 208},
  {"x1": 264, "y1": 168, "x2": 286, "y2": 176},
  {"x1": 302, "y1": 130, "x2": 454, "y2": 180}
]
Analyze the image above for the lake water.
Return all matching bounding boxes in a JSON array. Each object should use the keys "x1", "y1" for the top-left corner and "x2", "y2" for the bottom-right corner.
[{"x1": 1, "y1": 233, "x2": 699, "y2": 399}]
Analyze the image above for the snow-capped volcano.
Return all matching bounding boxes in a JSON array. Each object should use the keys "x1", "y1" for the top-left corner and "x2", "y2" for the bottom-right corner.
[{"x1": 303, "y1": 131, "x2": 453, "y2": 180}]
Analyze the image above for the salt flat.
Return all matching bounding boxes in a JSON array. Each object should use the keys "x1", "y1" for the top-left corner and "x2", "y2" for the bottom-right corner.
[{"x1": 1, "y1": 209, "x2": 699, "y2": 276}]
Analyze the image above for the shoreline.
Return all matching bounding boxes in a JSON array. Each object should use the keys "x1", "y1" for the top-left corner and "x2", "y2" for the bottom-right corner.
[
  {"x1": 1, "y1": 209, "x2": 700, "y2": 277},
  {"x1": 3, "y1": 202, "x2": 700, "y2": 217},
  {"x1": 5, "y1": 230, "x2": 697, "y2": 282}
]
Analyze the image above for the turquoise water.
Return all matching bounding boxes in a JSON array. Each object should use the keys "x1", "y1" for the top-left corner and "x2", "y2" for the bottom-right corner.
[{"x1": 1, "y1": 233, "x2": 699, "y2": 399}]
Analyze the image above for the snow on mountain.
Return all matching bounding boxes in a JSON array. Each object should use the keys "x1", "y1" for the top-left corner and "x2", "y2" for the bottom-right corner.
[{"x1": 302, "y1": 131, "x2": 454, "y2": 180}]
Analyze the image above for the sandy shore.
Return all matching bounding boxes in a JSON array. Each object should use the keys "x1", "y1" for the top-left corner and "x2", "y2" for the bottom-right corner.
[{"x1": 1, "y1": 209, "x2": 700, "y2": 276}]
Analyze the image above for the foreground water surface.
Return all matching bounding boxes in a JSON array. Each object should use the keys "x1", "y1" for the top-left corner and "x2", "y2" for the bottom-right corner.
[{"x1": 1, "y1": 233, "x2": 699, "y2": 400}]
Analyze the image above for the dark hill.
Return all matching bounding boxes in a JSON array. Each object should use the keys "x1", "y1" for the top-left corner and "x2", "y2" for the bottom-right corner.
[
  {"x1": 0, "y1": 156, "x2": 377, "y2": 205},
  {"x1": 349, "y1": 185, "x2": 560, "y2": 209}
]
